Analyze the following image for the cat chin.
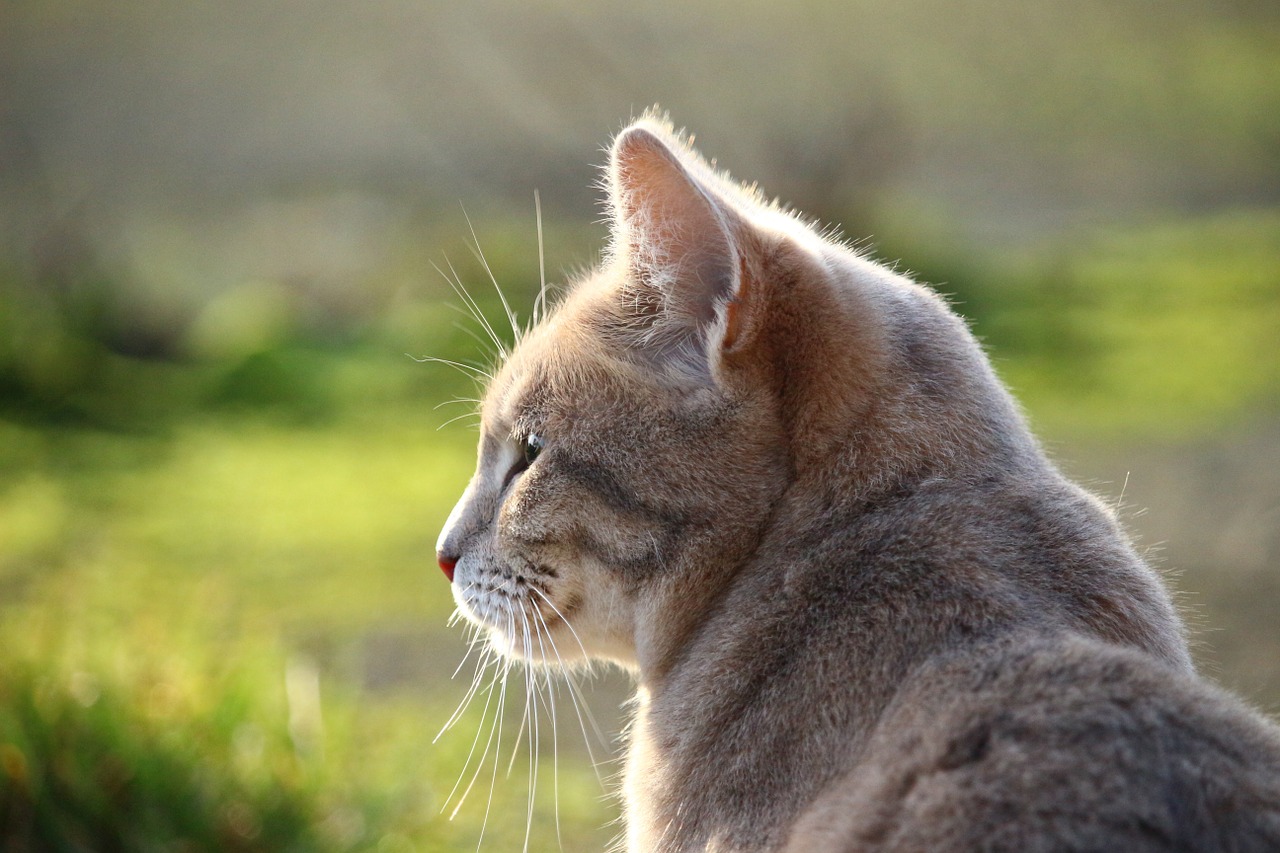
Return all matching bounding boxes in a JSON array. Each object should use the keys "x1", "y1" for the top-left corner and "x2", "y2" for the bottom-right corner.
[
  {"x1": 484, "y1": 628, "x2": 569, "y2": 666},
  {"x1": 453, "y1": 586, "x2": 589, "y2": 666},
  {"x1": 451, "y1": 587, "x2": 515, "y2": 636}
]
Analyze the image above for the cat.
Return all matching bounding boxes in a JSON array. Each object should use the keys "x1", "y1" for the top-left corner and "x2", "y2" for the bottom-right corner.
[{"x1": 435, "y1": 113, "x2": 1280, "y2": 852}]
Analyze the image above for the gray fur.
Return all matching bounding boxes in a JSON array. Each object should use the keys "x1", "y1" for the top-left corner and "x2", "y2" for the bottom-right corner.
[{"x1": 436, "y1": 115, "x2": 1280, "y2": 852}]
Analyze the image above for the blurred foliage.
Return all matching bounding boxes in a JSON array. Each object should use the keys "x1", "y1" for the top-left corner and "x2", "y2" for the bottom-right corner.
[
  {"x1": 0, "y1": 659, "x2": 340, "y2": 852},
  {"x1": 873, "y1": 209, "x2": 1280, "y2": 437},
  {"x1": 0, "y1": 411, "x2": 616, "y2": 851}
]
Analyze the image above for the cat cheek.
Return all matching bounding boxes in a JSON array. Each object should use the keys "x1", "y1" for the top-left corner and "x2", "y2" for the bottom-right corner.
[{"x1": 497, "y1": 479, "x2": 569, "y2": 544}]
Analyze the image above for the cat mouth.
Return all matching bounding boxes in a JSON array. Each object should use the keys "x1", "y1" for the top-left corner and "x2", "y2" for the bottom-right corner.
[{"x1": 455, "y1": 577, "x2": 572, "y2": 662}]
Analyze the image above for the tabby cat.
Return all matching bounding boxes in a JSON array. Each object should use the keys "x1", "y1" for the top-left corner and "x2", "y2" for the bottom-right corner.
[{"x1": 435, "y1": 115, "x2": 1280, "y2": 852}]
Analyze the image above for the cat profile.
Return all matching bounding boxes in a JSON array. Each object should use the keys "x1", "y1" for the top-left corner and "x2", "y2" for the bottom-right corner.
[{"x1": 436, "y1": 113, "x2": 1280, "y2": 851}]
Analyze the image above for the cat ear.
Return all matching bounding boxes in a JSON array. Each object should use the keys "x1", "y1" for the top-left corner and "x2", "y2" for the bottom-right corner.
[{"x1": 608, "y1": 122, "x2": 752, "y2": 374}]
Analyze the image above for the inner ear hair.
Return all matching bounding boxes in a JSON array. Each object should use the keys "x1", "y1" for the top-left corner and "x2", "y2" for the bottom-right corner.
[{"x1": 609, "y1": 123, "x2": 749, "y2": 367}]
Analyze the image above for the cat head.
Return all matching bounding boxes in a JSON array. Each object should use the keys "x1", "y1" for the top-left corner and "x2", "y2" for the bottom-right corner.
[{"x1": 436, "y1": 116, "x2": 1027, "y2": 674}]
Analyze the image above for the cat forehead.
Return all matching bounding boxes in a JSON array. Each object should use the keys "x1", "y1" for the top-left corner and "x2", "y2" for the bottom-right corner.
[
  {"x1": 480, "y1": 289, "x2": 685, "y2": 431},
  {"x1": 482, "y1": 345, "x2": 555, "y2": 428},
  {"x1": 481, "y1": 314, "x2": 617, "y2": 424}
]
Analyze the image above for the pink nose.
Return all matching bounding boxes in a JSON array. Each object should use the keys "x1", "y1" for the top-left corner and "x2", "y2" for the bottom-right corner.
[{"x1": 438, "y1": 554, "x2": 457, "y2": 583}]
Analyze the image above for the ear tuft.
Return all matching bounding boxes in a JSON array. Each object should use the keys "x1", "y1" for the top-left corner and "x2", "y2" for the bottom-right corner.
[
  {"x1": 612, "y1": 122, "x2": 677, "y2": 174},
  {"x1": 605, "y1": 119, "x2": 744, "y2": 376},
  {"x1": 609, "y1": 120, "x2": 710, "y2": 244}
]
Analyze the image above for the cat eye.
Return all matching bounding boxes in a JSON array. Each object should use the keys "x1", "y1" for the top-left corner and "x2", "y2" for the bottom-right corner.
[
  {"x1": 499, "y1": 432, "x2": 545, "y2": 492},
  {"x1": 523, "y1": 433, "x2": 544, "y2": 466}
]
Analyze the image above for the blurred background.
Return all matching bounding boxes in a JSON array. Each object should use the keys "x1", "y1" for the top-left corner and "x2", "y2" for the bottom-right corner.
[{"x1": 1, "y1": 0, "x2": 1277, "y2": 849}]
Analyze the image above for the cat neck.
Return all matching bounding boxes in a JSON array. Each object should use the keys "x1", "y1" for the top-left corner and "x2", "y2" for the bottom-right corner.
[{"x1": 626, "y1": 246, "x2": 1046, "y2": 688}]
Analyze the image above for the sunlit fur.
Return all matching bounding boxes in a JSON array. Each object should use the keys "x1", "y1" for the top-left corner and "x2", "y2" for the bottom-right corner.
[{"x1": 436, "y1": 113, "x2": 1280, "y2": 852}]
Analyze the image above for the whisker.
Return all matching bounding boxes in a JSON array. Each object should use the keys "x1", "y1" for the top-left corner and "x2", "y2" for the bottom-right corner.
[
  {"x1": 471, "y1": 603, "x2": 516, "y2": 850},
  {"x1": 507, "y1": 607, "x2": 534, "y2": 776},
  {"x1": 446, "y1": 614, "x2": 482, "y2": 676},
  {"x1": 438, "y1": 594, "x2": 496, "y2": 741},
  {"x1": 528, "y1": 587, "x2": 607, "y2": 786},
  {"x1": 447, "y1": 641, "x2": 479, "y2": 683},
  {"x1": 461, "y1": 204, "x2": 522, "y2": 349},
  {"x1": 533, "y1": 189, "x2": 548, "y2": 329},
  {"x1": 521, "y1": 605, "x2": 540, "y2": 853},
  {"x1": 436, "y1": 645, "x2": 492, "y2": 742},
  {"x1": 438, "y1": 410, "x2": 484, "y2": 431},
  {"x1": 527, "y1": 586, "x2": 590, "y2": 661},
  {"x1": 443, "y1": 648, "x2": 503, "y2": 813},
  {"x1": 452, "y1": 327, "x2": 498, "y2": 362},
  {"x1": 409, "y1": 354, "x2": 494, "y2": 381},
  {"x1": 433, "y1": 257, "x2": 509, "y2": 362},
  {"x1": 531, "y1": 603, "x2": 565, "y2": 851},
  {"x1": 441, "y1": 301, "x2": 498, "y2": 342},
  {"x1": 434, "y1": 397, "x2": 483, "y2": 411}
]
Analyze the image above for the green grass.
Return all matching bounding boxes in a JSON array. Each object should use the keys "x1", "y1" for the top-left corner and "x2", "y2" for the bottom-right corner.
[
  {"x1": 0, "y1": 402, "x2": 618, "y2": 851},
  {"x1": 990, "y1": 212, "x2": 1280, "y2": 437}
]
